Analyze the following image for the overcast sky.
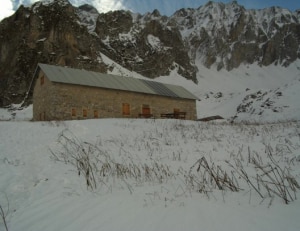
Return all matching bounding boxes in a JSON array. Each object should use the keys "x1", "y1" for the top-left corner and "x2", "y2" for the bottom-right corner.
[{"x1": 1, "y1": 0, "x2": 299, "y2": 21}]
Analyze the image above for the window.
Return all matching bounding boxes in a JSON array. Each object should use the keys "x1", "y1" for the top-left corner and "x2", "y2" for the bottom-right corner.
[
  {"x1": 122, "y1": 103, "x2": 130, "y2": 116},
  {"x1": 40, "y1": 75, "x2": 45, "y2": 85},
  {"x1": 83, "y1": 109, "x2": 88, "y2": 118},
  {"x1": 71, "y1": 108, "x2": 76, "y2": 117},
  {"x1": 94, "y1": 110, "x2": 99, "y2": 118},
  {"x1": 142, "y1": 104, "x2": 150, "y2": 115}
]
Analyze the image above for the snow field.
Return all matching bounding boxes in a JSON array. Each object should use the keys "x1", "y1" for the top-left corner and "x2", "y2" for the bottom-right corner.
[{"x1": 1, "y1": 118, "x2": 300, "y2": 231}]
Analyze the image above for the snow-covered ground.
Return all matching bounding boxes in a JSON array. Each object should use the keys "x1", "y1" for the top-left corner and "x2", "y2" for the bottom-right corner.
[
  {"x1": 1, "y1": 116, "x2": 300, "y2": 231},
  {"x1": 1, "y1": 60, "x2": 300, "y2": 231},
  {"x1": 193, "y1": 61, "x2": 300, "y2": 122}
]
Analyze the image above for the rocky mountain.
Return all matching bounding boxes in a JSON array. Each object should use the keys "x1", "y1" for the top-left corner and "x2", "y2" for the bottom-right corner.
[
  {"x1": 172, "y1": 1, "x2": 300, "y2": 70},
  {"x1": 232, "y1": 77, "x2": 300, "y2": 122},
  {"x1": 0, "y1": 0, "x2": 299, "y2": 107}
]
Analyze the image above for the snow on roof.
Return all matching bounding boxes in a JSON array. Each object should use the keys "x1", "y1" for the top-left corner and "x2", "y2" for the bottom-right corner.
[{"x1": 36, "y1": 63, "x2": 198, "y2": 100}]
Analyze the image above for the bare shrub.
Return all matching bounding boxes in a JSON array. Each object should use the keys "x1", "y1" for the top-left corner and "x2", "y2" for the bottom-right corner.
[
  {"x1": 51, "y1": 130, "x2": 174, "y2": 192},
  {"x1": 253, "y1": 154, "x2": 300, "y2": 204},
  {"x1": 186, "y1": 157, "x2": 240, "y2": 195},
  {"x1": 227, "y1": 148, "x2": 300, "y2": 204},
  {"x1": 51, "y1": 130, "x2": 97, "y2": 190},
  {"x1": 0, "y1": 195, "x2": 9, "y2": 231},
  {"x1": 50, "y1": 121, "x2": 300, "y2": 205}
]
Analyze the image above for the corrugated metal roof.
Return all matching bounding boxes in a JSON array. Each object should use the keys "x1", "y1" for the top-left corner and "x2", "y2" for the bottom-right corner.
[{"x1": 37, "y1": 63, "x2": 198, "y2": 100}]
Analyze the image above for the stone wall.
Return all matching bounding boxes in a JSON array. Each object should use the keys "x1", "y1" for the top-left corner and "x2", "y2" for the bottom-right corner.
[
  {"x1": 33, "y1": 70, "x2": 197, "y2": 121},
  {"x1": 33, "y1": 71, "x2": 53, "y2": 121}
]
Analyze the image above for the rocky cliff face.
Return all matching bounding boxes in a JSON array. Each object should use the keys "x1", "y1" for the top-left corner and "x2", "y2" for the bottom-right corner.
[
  {"x1": 172, "y1": 1, "x2": 300, "y2": 70},
  {"x1": 0, "y1": 0, "x2": 299, "y2": 107},
  {"x1": 0, "y1": 0, "x2": 108, "y2": 106},
  {"x1": 95, "y1": 9, "x2": 196, "y2": 80}
]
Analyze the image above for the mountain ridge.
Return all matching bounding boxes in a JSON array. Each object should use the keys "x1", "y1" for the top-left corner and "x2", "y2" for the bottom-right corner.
[{"x1": 0, "y1": 0, "x2": 299, "y2": 107}]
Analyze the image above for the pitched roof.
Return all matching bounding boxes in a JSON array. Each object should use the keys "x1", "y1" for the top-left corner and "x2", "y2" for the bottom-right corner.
[{"x1": 36, "y1": 63, "x2": 198, "y2": 100}]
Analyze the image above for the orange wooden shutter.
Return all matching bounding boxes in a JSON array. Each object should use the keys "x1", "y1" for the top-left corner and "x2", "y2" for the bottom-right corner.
[
  {"x1": 83, "y1": 109, "x2": 87, "y2": 117},
  {"x1": 94, "y1": 110, "x2": 98, "y2": 118},
  {"x1": 123, "y1": 103, "x2": 130, "y2": 115},
  {"x1": 142, "y1": 105, "x2": 150, "y2": 115},
  {"x1": 71, "y1": 108, "x2": 76, "y2": 117}
]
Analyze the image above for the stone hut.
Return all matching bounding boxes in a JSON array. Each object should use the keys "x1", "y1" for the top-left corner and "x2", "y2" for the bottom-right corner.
[{"x1": 32, "y1": 63, "x2": 198, "y2": 121}]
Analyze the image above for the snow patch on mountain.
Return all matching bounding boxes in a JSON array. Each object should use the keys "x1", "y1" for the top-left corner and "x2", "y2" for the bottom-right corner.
[
  {"x1": 146, "y1": 34, "x2": 171, "y2": 52},
  {"x1": 99, "y1": 52, "x2": 146, "y2": 79},
  {"x1": 76, "y1": 4, "x2": 99, "y2": 32},
  {"x1": 36, "y1": 0, "x2": 69, "y2": 7},
  {"x1": 233, "y1": 78, "x2": 300, "y2": 122}
]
